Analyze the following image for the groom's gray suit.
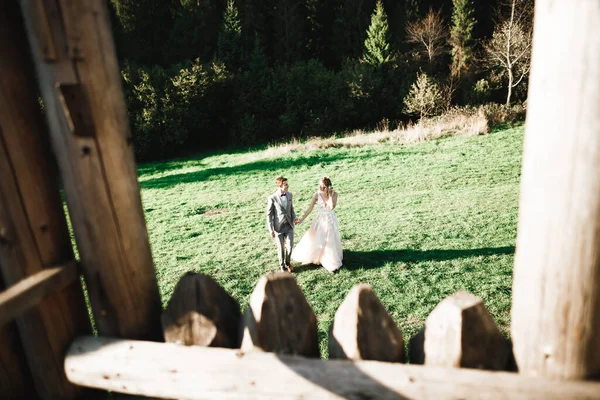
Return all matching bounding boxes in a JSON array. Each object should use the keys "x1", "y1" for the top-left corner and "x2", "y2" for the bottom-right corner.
[{"x1": 266, "y1": 191, "x2": 297, "y2": 271}]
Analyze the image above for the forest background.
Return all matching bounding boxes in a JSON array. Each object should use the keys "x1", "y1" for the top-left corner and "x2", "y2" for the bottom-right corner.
[{"x1": 108, "y1": 0, "x2": 533, "y2": 161}]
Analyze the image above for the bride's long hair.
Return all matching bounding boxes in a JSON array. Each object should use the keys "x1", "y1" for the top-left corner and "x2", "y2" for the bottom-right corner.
[{"x1": 319, "y1": 177, "x2": 332, "y2": 192}]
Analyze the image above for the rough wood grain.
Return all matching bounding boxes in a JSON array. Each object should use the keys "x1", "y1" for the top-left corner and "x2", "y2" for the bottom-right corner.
[
  {"x1": 329, "y1": 284, "x2": 404, "y2": 362},
  {"x1": 0, "y1": 262, "x2": 78, "y2": 328},
  {"x1": 410, "y1": 292, "x2": 509, "y2": 370},
  {"x1": 0, "y1": 3, "x2": 90, "y2": 398},
  {"x1": 162, "y1": 272, "x2": 241, "y2": 347},
  {"x1": 65, "y1": 336, "x2": 600, "y2": 400},
  {"x1": 19, "y1": 0, "x2": 162, "y2": 340},
  {"x1": 0, "y1": 275, "x2": 37, "y2": 400},
  {"x1": 241, "y1": 273, "x2": 318, "y2": 357},
  {"x1": 511, "y1": 0, "x2": 600, "y2": 379}
]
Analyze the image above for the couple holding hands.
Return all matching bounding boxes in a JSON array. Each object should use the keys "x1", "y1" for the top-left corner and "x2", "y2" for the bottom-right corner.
[{"x1": 266, "y1": 176, "x2": 343, "y2": 274}]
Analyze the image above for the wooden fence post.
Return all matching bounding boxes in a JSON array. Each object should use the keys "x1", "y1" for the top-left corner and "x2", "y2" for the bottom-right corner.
[
  {"x1": 410, "y1": 291, "x2": 509, "y2": 370},
  {"x1": 18, "y1": 0, "x2": 162, "y2": 340},
  {"x1": 162, "y1": 272, "x2": 241, "y2": 347},
  {"x1": 511, "y1": 1, "x2": 600, "y2": 379},
  {"x1": 241, "y1": 273, "x2": 319, "y2": 357},
  {"x1": 329, "y1": 284, "x2": 404, "y2": 362},
  {"x1": 0, "y1": 3, "x2": 91, "y2": 398}
]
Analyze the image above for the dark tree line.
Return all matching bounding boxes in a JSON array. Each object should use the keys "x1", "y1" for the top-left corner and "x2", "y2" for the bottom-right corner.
[{"x1": 109, "y1": 0, "x2": 532, "y2": 161}]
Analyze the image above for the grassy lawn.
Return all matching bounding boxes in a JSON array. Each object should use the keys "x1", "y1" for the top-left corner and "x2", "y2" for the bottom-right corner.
[{"x1": 138, "y1": 126, "x2": 523, "y2": 358}]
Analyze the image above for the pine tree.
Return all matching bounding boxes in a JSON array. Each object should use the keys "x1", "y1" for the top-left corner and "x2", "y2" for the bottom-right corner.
[
  {"x1": 246, "y1": 38, "x2": 270, "y2": 85},
  {"x1": 110, "y1": 0, "x2": 175, "y2": 65},
  {"x1": 272, "y1": 0, "x2": 309, "y2": 65},
  {"x1": 217, "y1": 0, "x2": 242, "y2": 70},
  {"x1": 363, "y1": 0, "x2": 391, "y2": 67},
  {"x1": 403, "y1": 73, "x2": 444, "y2": 119},
  {"x1": 405, "y1": 0, "x2": 422, "y2": 22},
  {"x1": 449, "y1": 0, "x2": 476, "y2": 78}
]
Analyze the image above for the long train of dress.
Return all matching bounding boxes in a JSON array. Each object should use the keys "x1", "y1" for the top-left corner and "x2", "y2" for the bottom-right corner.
[{"x1": 292, "y1": 194, "x2": 343, "y2": 272}]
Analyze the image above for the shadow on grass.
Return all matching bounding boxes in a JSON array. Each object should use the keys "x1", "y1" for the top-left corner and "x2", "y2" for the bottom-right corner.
[
  {"x1": 139, "y1": 153, "x2": 358, "y2": 190},
  {"x1": 342, "y1": 246, "x2": 515, "y2": 271}
]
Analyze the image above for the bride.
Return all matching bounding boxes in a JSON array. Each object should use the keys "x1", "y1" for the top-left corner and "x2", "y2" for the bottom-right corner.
[{"x1": 292, "y1": 177, "x2": 343, "y2": 273}]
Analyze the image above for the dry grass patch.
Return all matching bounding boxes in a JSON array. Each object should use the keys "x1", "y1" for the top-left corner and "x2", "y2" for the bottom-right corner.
[{"x1": 266, "y1": 104, "x2": 524, "y2": 155}]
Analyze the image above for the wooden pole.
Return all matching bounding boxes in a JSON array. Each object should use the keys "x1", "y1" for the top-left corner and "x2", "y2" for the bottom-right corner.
[
  {"x1": 65, "y1": 336, "x2": 600, "y2": 400},
  {"x1": 0, "y1": 262, "x2": 78, "y2": 328},
  {"x1": 18, "y1": 0, "x2": 162, "y2": 340},
  {"x1": 0, "y1": 3, "x2": 91, "y2": 398},
  {"x1": 511, "y1": 1, "x2": 600, "y2": 379}
]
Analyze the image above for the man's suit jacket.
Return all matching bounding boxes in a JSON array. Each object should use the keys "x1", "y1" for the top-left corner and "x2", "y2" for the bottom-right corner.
[{"x1": 266, "y1": 191, "x2": 296, "y2": 234}]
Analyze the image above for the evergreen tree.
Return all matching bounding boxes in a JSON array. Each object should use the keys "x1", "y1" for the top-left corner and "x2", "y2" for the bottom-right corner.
[
  {"x1": 246, "y1": 38, "x2": 271, "y2": 85},
  {"x1": 449, "y1": 0, "x2": 476, "y2": 78},
  {"x1": 272, "y1": 0, "x2": 309, "y2": 65},
  {"x1": 363, "y1": 0, "x2": 391, "y2": 67},
  {"x1": 332, "y1": 0, "x2": 375, "y2": 67},
  {"x1": 217, "y1": 0, "x2": 242, "y2": 70},
  {"x1": 110, "y1": 0, "x2": 175, "y2": 65},
  {"x1": 405, "y1": 0, "x2": 423, "y2": 22},
  {"x1": 403, "y1": 72, "x2": 444, "y2": 118},
  {"x1": 165, "y1": 0, "x2": 225, "y2": 64}
]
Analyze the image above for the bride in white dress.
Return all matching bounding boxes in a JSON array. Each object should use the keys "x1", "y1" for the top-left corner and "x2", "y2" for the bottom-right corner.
[{"x1": 292, "y1": 177, "x2": 343, "y2": 273}]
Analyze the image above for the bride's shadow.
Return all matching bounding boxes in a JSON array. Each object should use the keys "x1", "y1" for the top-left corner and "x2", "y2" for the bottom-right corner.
[
  {"x1": 291, "y1": 263, "x2": 323, "y2": 273},
  {"x1": 291, "y1": 247, "x2": 514, "y2": 273},
  {"x1": 341, "y1": 246, "x2": 514, "y2": 272}
]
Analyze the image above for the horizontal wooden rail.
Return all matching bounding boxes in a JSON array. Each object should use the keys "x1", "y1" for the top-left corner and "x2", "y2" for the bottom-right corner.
[
  {"x1": 65, "y1": 336, "x2": 600, "y2": 400},
  {"x1": 0, "y1": 261, "x2": 78, "y2": 327}
]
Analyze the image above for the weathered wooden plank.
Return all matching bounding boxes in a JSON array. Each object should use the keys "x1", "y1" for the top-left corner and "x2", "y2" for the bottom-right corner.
[
  {"x1": 0, "y1": 262, "x2": 78, "y2": 328},
  {"x1": 162, "y1": 272, "x2": 241, "y2": 347},
  {"x1": 329, "y1": 284, "x2": 404, "y2": 362},
  {"x1": 410, "y1": 291, "x2": 509, "y2": 370},
  {"x1": 19, "y1": 0, "x2": 162, "y2": 340},
  {"x1": 0, "y1": 275, "x2": 38, "y2": 400},
  {"x1": 241, "y1": 273, "x2": 318, "y2": 357},
  {"x1": 0, "y1": 3, "x2": 91, "y2": 398},
  {"x1": 65, "y1": 336, "x2": 600, "y2": 400},
  {"x1": 511, "y1": 0, "x2": 600, "y2": 379}
]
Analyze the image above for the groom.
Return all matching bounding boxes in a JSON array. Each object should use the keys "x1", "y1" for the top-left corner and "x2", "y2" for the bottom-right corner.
[{"x1": 266, "y1": 176, "x2": 299, "y2": 272}]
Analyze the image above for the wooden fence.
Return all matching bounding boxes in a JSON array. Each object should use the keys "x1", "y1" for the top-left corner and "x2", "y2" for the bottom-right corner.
[{"x1": 1, "y1": 0, "x2": 600, "y2": 399}]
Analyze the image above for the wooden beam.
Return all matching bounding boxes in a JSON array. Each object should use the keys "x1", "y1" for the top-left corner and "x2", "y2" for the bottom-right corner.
[
  {"x1": 0, "y1": 3, "x2": 91, "y2": 398},
  {"x1": 511, "y1": 0, "x2": 600, "y2": 379},
  {"x1": 65, "y1": 336, "x2": 600, "y2": 400},
  {"x1": 0, "y1": 262, "x2": 78, "y2": 328},
  {"x1": 0, "y1": 275, "x2": 37, "y2": 400},
  {"x1": 18, "y1": 0, "x2": 162, "y2": 340}
]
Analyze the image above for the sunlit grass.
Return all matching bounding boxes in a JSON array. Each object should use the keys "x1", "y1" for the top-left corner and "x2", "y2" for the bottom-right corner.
[{"x1": 139, "y1": 125, "x2": 523, "y2": 358}]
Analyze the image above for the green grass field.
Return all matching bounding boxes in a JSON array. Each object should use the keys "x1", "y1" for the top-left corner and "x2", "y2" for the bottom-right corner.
[{"x1": 138, "y1": 126, "x2": 523, "y2": 358}]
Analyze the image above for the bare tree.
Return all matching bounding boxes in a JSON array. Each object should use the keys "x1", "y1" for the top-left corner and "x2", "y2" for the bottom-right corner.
[
  {"x1": 483, "y1": 0, "x2": 533, "y2": 106},
  {"x1": 406, "y1": 8, "x2": 448, "y2": 65}
]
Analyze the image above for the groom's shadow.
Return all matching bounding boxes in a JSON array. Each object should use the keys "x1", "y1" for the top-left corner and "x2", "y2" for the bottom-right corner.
[{"x1": 341, "y1": 246, "x2": 515, "y2": 271}]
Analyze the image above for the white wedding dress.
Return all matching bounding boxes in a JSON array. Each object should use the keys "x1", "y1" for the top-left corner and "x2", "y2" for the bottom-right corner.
[{"x1": 292, "y1": 193, "x2": 343, "y2": 272}]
